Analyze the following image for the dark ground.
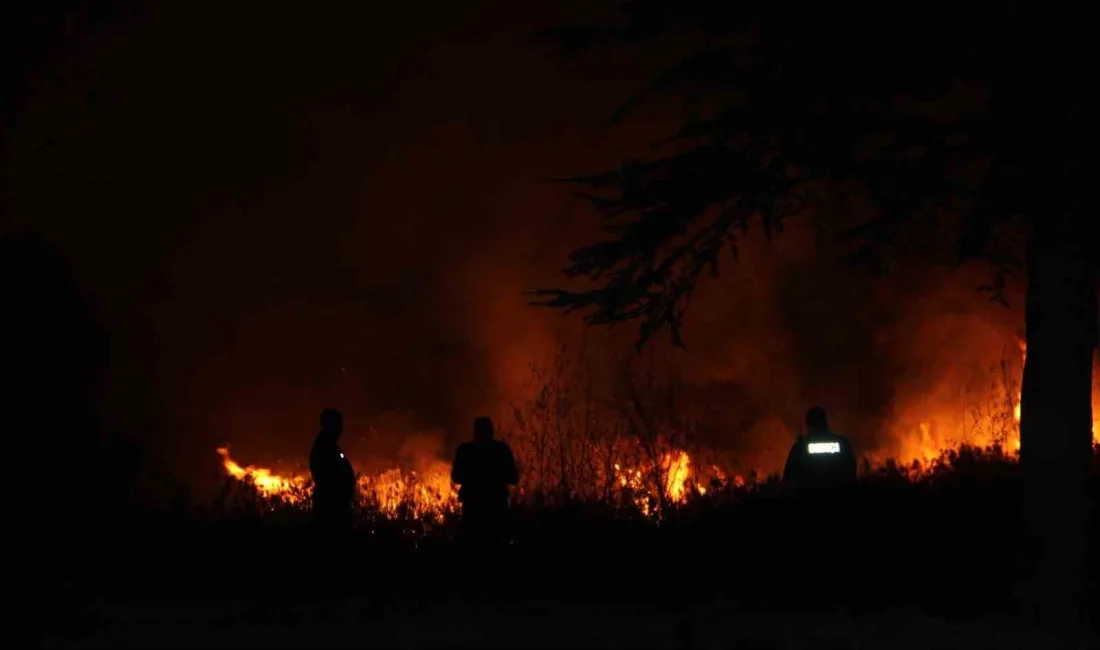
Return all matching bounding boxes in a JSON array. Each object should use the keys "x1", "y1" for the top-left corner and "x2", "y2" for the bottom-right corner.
[{"x1": 34, "y1": 451, "x2": 1100, "y2": 649}]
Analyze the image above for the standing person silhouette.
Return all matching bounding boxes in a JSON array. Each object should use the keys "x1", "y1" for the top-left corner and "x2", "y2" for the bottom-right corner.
[
  {"x1": 309, "y1": 408, "x2": 356, "y2": 531},
  {"x1": 782, "y1": 406, "x2": 857, "y2": 493},
  {"x1": 451, "y1": 416, "x2": 518, "y2": 546},
  {"x1": 781, "y1": 406, "x2": 858, "y2": 597}
]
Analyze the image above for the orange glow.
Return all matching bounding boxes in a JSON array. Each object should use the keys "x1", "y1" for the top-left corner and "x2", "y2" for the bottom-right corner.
[
  {"x1": 216, "y1": 447, "x2": 457, "y2": 519},
  {"x1": 357, "y1": 458, "x2": 458, "y2": 519},
  {"x1": 892, "y1": 341, "x2": 1100, "y2": 469},
  {"x1": 217, "y1": 340, "x2": 1100, "y2": 515},
  {"x1": 1014, "y1": 340, "x2": 1026, "y2": 424},
  {"x1": 1094, "y1": 349, "x2": 1100, "y2": 444},
  {"x1": 217, "y1": 445, "x2": 704, "y2": 520},
  {"x1": 664, "y1": 450, "x2": 691, "y2": 502},
  {"x1": 216, "y1": 447, "x2": 308, "y2": 502},
  {"x1": 891, "y1": 340, "x2": 1026, "y2": 467},
  {"x1": 610, "y1": 449, "x2": 703, "y2": 516}
]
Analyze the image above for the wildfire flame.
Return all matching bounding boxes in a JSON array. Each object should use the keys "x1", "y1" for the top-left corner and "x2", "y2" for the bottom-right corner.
[
  {"x1": 1014, "y1": 340, "x2": 1026, "y2": 423},
  {"x1": 903, "y1": 339, "x2": 1100, "y2": 468},
  {"x1": 610, "y1": 449, "x2": 704, "y2": 515},
  {"x1": 216, "y1": 447, "x2": 456, "y2": 517},
  {"x1": 357, "y1": 460, "x2": 457, "y2": 519},
  {"x1": 216, "y1": 447, "x2": 307, "y2": 502},
  {"x1": 664, "y1": 450, "x2": 691, "y2": 502},
  {"x1": 1009, "y1": 341, "x2": 1100, "y2": 447},
  {"x1": 219, "y1": 446, "x2": 704, "y2": 519},
  {"x1": 906, "y1": 340, "x2": 1025, "y2": 465},
  {"x1": 217, "y1": 339, "x2": 1100, "y2": 516}
]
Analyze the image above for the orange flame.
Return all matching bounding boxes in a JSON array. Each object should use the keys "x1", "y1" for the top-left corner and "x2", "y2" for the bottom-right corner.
[
  {"x1": 357, "y1": 458, "x2": 458, "y2": 519},
  {"x1": 1010, "y1": 341, "x2": 1100, "y2": 448},
  {"x1": 896, "y1": 340, "x2": 1026, "y2": 467},
  {"x1": 611, "y1": 449, "x2": 702, "y2": 515},
  {"x1": 1014, "y1": 340, "x2": 1026, "y2": 424},
  {"x1": 897, "y1": 339, "x2": 1100, "y2": 469},
  {"x1": 216, "y1": 447, "x2": 307, "y2": 502},
  {"x1": 664, "y1": 450, "x2": 691, "y2": 502},
  {"x1": 216, "y1": 447, "x2": 457, "y2": 518},
  {"x1": 217, "y1": 336, "x2": 1098, "y2": 515},
  {"x1": 218, "y1": 445, "x2": 703, "y2": 519}
]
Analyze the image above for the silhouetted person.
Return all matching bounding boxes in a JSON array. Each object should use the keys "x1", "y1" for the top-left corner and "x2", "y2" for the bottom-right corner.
[
  {"x1": 451, "y1": 416, "x2": 518, "y2": 545},
  {"x1": 782, "y1": 406, "x2": 857, "y2": 493},
  {"x1": 309, "y1": 409, "x2": 355, "y2": 530}
]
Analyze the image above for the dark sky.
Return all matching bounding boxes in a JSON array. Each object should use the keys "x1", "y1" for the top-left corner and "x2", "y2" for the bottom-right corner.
[
  {"x1": 3, "y1": 1, "x2": 649, "y2": 480},
  {"x1": 3, "y1": 2, "x2": 1029, "y2": 491}
]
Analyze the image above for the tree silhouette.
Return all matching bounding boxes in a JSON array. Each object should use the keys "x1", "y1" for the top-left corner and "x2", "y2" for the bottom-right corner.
[{"x1": 531, "y1": 1, "x2": 1096, "y2": 631}]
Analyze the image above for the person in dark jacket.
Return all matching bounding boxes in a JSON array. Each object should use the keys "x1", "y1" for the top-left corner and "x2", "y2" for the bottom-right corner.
[
  {"x1": 309, "y1": 408, "x2": 356, "y2": 530},
  {"x1": 451, "y1": 416, "x2": 518, "y2": 545},
  {"x1": 783, "y1": 406, "x2": 857, "y2": 492}
]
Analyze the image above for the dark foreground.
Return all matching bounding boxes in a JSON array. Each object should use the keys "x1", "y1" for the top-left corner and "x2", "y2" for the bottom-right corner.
[
  {"x1": 49, "y1": 597, "x2": 1070, "y2": 650},
  {"x1": 36, "y1": 454, "x2": 1100, "y2": 649}
]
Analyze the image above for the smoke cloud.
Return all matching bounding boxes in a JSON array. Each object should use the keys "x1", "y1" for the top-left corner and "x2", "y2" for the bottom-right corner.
[{"x1": 4, "y1": 2, "x2": 1044, "y2": 499}]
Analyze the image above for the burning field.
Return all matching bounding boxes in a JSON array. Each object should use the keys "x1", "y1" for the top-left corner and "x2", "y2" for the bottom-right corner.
[
  {"x1": 216, "y1": 445, "x2": 704, "y2": 520},
  {"x1": 215, "y1": 340, "x2": 1100, "y2": 522}
]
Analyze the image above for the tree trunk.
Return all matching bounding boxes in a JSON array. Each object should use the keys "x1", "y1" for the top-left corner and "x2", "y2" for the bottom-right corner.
[{"x1": 1019, "y1": 215, "x2": 1098, "y2": 634}]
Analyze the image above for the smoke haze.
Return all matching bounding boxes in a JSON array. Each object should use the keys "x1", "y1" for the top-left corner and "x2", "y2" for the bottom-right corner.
[{"x1": 4, "y1": 3, "x2": 1042, "y2": 497}]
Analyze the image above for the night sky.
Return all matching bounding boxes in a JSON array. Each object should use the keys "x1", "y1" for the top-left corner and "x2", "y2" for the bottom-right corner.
[{"x1": 3, "y1": 2, "x2": 1026, "y2": 494}]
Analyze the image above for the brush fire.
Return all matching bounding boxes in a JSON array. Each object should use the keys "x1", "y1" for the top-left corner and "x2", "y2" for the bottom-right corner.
[
  {"x1": 217, "y1": 341, "x2": 1100, "y2": 519},
  {"x1": 216, "y1": 445, "x2": 704, "y2": 520}
]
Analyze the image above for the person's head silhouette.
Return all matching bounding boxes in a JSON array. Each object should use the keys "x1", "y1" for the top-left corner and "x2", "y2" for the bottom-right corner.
[
  {"x1": 806, "y1": 406, "x2": 828, "y2": 433},
  {"x1": 320, "y1": 408, "x2": 343, "y2": 439},
  {"x1": 474, "y1": 416, "x2": 494, "y2": 443}
]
